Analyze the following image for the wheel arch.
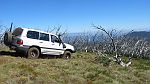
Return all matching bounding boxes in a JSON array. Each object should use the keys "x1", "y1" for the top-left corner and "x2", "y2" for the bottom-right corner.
[
  {"x1": 65, "y1": 49, "x2": 73, "y2": 53},
  {"x1": 29, "y1": 45, "x2": 41, "y2": 54}
]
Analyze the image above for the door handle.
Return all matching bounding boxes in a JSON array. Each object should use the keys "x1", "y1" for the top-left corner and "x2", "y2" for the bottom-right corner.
[
  {"x1": 39, "y1": 42, "x2": 43, "y2": 43},
  {"x1": 52, "y1": 44, "x2": 55, "y2": 45}
]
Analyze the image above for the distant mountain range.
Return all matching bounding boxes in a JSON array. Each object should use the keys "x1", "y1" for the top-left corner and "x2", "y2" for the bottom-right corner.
[
  {"x1": 127, "y1": 31, "x2": 150, "y2": 39},
  {"x1": 69, "y1": 31, "x2": 150, "y2": 39},
  {"x1": 62, "y1": 31, "x2": 150, "y2": 42}
]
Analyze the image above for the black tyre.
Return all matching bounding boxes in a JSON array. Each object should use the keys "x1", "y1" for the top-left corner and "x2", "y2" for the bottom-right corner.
[
  {"x1": 62, "y1": 51, "x2": 72, "y2": 59},
  {"x1": 27, "y1": 47, "x2": 40, "y2": 59},
  {"x1": 4, "y1": 32, "x2": 12, "y2": 46}
]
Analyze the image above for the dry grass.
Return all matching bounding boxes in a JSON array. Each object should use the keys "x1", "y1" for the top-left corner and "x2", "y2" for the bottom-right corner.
[
  {"x1": 0, "y1": 51, "x2": 149, "y2": 84},
  {"x1": 0, "y1": 44, "x2": 9, "y2": 51}
]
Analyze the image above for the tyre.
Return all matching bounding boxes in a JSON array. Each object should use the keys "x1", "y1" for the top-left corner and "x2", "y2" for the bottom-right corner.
[
  {"x1": 27, "y1": 47, "x2": 40, "y2": 59},
  {"x1": 62, "y1": 51, "x2": 71, "y2": 59},
  {"x1": 4, "y1": 32, "x2": 12, "y2": 46}
]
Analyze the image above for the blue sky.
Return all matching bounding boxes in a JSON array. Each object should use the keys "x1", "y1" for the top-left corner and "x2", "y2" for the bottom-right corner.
[{"x1": 0, "y1": 0, "x2": 150, "y2": 33}]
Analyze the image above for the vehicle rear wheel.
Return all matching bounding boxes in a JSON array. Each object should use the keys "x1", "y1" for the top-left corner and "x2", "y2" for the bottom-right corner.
[
  {"x1": 62, "y1": 51, "x2": 71, "y2": 59},
  {"x1": 27, "y1": 47, "x2": 40, "y2": 59},
  {"x1": 4, "y1": 32, "x2": 12, "y2": 46}
]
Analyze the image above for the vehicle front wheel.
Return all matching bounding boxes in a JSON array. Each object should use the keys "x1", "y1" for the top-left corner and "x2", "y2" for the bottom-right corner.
[
  {"x1": 62, "y1": 51, "x2": 71, "y2": 59},
  {"x1": 27, "y1": 47, "x2": 40, "y2": 59}
]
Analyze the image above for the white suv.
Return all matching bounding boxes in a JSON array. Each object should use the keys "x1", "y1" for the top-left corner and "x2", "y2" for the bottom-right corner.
[{"x1": 4, "y1": 28, "x2": 75, "y2": 59}]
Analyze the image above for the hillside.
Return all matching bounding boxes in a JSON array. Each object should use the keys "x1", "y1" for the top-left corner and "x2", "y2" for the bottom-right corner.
[
  {"x1": 63, "y1": 31, "x2": 150, "y2": 45},
  {"x1": 127, "y1": 31, "x2": 150, "y2": 39},
  {"x1": 0, "y1": 51, "x2": 150, "y2": 84}
]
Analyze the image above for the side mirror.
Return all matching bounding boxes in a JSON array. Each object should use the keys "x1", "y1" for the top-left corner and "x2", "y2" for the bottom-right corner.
[
  {"x1": 58, "y1": 35, "x2": 65, "y2": 48},
  {"x1": 54, "y1": 39, "x2": 60, "y2": 43},
  {"x1": 63, "y1": 43, "x2": 66, "y2": 48}
]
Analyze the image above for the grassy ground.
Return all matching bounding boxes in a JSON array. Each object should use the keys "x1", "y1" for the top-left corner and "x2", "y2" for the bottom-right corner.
[{"x1": 0, "y1": 51, "x2": 149, "y2": 84}]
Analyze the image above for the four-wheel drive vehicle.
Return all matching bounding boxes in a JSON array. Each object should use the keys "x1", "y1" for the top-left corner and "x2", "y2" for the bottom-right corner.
[{"x1": 4, "y1": 28, "x2": 75, "y2": 59}]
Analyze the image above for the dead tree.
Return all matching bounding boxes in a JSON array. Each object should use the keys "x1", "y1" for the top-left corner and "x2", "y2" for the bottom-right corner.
[
  {"x1": 93, "y1": 25, "x2": 132, "y2": 67},
  {"x1": 46, "y1": 25, "x2": 67, "y2": 36}
]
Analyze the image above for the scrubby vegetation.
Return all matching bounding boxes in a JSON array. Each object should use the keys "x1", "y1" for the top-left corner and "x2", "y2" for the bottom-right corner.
[
  {"x1": 0, "y1": 45, "x2": 9, "y2": 52},
  {"x1": 0, "y1": 51, "x2": 149, "y2": 84},
  {"x1": 0, "y1": 24, "x2": 150, "y2": 84}
]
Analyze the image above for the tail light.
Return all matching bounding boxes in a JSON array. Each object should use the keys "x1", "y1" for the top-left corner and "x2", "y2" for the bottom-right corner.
[{"x1": 17, "y1": 39, "x2": 23, "y2": 45}]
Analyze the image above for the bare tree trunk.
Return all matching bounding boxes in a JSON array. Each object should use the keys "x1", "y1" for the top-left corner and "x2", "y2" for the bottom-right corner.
[{"x1": 93, "y1": 25, "x2": 132, "y2": 67}]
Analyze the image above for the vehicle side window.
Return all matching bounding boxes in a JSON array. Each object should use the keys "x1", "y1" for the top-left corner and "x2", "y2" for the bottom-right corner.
[
  {"x1": 40, "y1": 33, "x2": 49, "y2": 41},
  {"x1": 27, "y1": 31, "x2": 39, "y2": 39},
  {"x1": 51, "y1": 35, "x2": 60, "y2": 43}
]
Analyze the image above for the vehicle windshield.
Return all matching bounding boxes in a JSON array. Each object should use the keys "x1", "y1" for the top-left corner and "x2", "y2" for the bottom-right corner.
[{"x1": 12, "y1": 28, "x2": 23, "y2": 36}]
